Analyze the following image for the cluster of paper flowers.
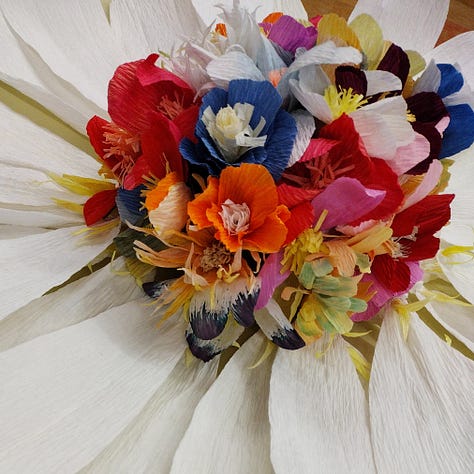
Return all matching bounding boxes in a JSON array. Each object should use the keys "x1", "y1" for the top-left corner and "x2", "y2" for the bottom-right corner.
[{"x1": 0, "y1": 0, "x2": 473, "y2": 472}]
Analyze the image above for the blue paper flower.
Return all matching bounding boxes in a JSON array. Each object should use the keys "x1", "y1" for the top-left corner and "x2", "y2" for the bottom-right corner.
[
  {"x1": 180, "y1": 79, "x2": 297, "y2": 181},
  {"x1": 436, "y1": 63, "x2": 474, "y2": 158}
]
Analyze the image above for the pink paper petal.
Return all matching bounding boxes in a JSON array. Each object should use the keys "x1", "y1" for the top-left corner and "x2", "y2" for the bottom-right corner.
[
  {"x1": 255, "y1": 252, "x2": 289, "y2": 310},
  {"x1": 402, "y1": 159, "x2": 443, "y2": 210},
  {"x1": 352, "y1": 262, "x2": 423, "y2": 321},
  {"x1": 388, "y1": 132, "x2": 431, "y2": 175},
  {"x1": 312, "y1": 177, "x2": 386, "y2": 230}
]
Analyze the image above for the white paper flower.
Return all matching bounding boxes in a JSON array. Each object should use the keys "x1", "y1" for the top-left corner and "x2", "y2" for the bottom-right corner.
[{"x1": 0, "y1": 1, "x2": 473, "y2": 472}]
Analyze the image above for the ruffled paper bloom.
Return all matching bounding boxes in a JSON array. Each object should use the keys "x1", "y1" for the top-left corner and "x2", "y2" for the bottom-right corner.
[{"x1": 0, "y1": 1, "x2": 473, "y2": 473}]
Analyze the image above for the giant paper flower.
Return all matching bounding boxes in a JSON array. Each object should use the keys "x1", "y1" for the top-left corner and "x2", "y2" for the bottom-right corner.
[{"x1": 0, "y1": 1, "x2": 473, "y2": 473}]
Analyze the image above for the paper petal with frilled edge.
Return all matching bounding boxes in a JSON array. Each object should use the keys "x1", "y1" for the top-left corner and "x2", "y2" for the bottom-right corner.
[
  {"x1": 0, "y1": 301, "x2": 186, "y2": 472},
  {"x1": 192, "y1": 0, "x2": 308, "y2": 26},
  {"x1": 269, "y1": 335, "x2": 376, "y2": 474},
  {"x1": 110, "y1": 0, "x2": 204, "y2": 60},
  {"x1": 171, "y1": 332, "x2": 274, "y2": 474},
  {"x1": 369, "y1": 309, "x2": 474, "y2": 473},
  {"x1": 1, "y1": 0, "x2": 128, "y2": 110},
  {"x1": 349, "y1": 0, "x2": 449, "y2": 55},
  {"x1": 0, "y1": 258, "x2": 143, "y2": 352},
  {"x1": 83, "y1": 357, "x2": 218, "y2": 473},
  {"x1": 0, "y1": 223, "x2": 119, "y2": 321}
]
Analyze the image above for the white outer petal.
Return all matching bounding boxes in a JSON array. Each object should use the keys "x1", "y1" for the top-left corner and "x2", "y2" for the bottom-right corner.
[
  {"x1": 0, "y1": 258, "x2": 143, "y2": 352},
  {"x1": 0, "y1": 10, "x2": 105, "y2": 131},
  {"x1": 171, "y1": 332, "x2": 274, "y2": 474},
  {"x1": 0, "y1": 100, "x2": 99, "y2": 177},
  {"x1": 111, "y1": 0, "x2": 205, "y2": 59},
  {"x1": 369, "y1": 309, "x2": 474, "y2": 474},
  {"x1": 1, "y1": 0, "x2": 127, "y2": 110},
  {"x1": 0, "y1": 301, "x2": 186, "y2": 472},
  {"x1": 349, "y1": 0, "x2": 449, "y2": 55},
  {"x1": 424, "y1": 31, "x2": 474, "y2": 89},
  {"x1": 0, "y1": 223, "x2": 119, "y2": 320},
  {"x1": 84, "y1": 357, "x2": 218, "y2": 473},
  {"x1": 192, "y1": 0, "x2": 308, "y2": 26},
  {"x1": 425, "y1": 299, "x2": 474, "y2": 352},
  {"x1": 269, "y1": 335, "x2": 376, "y2": 474}
]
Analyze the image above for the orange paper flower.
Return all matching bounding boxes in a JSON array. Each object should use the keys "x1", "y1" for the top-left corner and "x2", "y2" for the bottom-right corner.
[{"x1": 188, "y1": 164, "x2": 290, "y2": 253}]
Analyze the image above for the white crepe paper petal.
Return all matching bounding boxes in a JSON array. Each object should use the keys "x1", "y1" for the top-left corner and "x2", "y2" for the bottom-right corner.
[
  {"x1": 269, "y1": 335, "x2": 376, "y2": 474},
  {"x1": 1, "y1": 0, "x2": 127, "y2": 110},
  {"x1": 84, "y1": 357, "x2": 218, "y2": 473},
  {"x1": 440, "y1": 143, "x2": 474, "y2": 229},
  {"x1": 111, "y1": 0, "x2": 205, "y2": 60},
  {"x1": 369, "y1": 309, "x2": 474, "y2": 473},
  {"x1": 438, "y1": 236, "x2": 474, "y2": 306},
  {"x1": 288, "y1": 110, "x2": 316, "y2": 167},
  {"x1": 424, "y1": 31, "x2": 474, "y2": 89},
  {"x1": 0, "y1": 207, "x2": 85, "y2": 228},
  {"x1": 287, "y1": 41, "x2": 362, "y2": 74},
  {"x1": 290, "y1": 78, "x2": 333, "y2": 123},
  {"x1": 0, "y1": 101, "x2": 99, "y2": 177},
  {"x1": 192, "y1": 0, "x2": 308, "y2": 26},
  {"x1": 365, "y1": 70, "x2": 402, "y2": 96},
  {"x1": 207, "y1": 50, "x2": 265, "y2": 88},
  {"x1": 0, "y1": 11, "x2": 105, "y2": 131},
  {"x1": 0, "y1": 301, "x2": 186, "y2": 472},
  {"x1": 426, "y1": 299, "x2": 474, "y2": 352},
  {"x1": 413, "y1": 60, "x2": 441, "y2": 94},
  {"x1": 171, "y1": 332, "x2": 274, "y2": 474},
  {"x1": 0, "y1": 223, "x2": 119, "y2": 320},
  {"x1": 0, "y1": 258, "x2": 143, "y2": 352},
  {"x1": 349, "y1": 0, "x2": 449, "y2": 55}
]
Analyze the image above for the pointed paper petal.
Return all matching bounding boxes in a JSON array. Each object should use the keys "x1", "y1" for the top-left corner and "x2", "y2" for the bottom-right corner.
[
  {"x1": 255, "y1": 299, "x2": 305, "y2": 350},
  {"x1": 0, "y1": 258, "x2": 143, "y2": 352},
  {"x1": 192, "y1": 0, "x2": 308, "y2": 26},
  {"x1": 0, "y1": 301, "x2": 186, "y2": 472},
  {"x1": 349, "y1": 0, "x2": 449, "y2": 55},
  {"x1": 1, "y1": 0, "x2": 127, "y2": 109},
  {"x1": 369, "y1": 310, "x2": 474, "y2": 473},
  {"x1": 0, "y1": 224, "x2": 119, "y2": 320},
  {"x1": 0, "y1": 101, "x2": 99, "y2": 177},
  {"x1": 269, "y1": 335, "x2": 376, "y2": 473},
  {"x1": 438, "y1": 237, "x2": 474, "y2": 305},
  {"x1": 0, "y1": 10, "x2": 106, "y2": 131},
  {"x1": 83, "y1": 357, "x2": 217, "y2": 473},
  {"x1": 171, "y1": 333, "x2": 274, "y2": 474},
  {"x1": 426, "y1": 299, "x2": 474, "y2": 352},
  {"x1": 111, "y1": 0, "x2": 204, "y2": 59}
]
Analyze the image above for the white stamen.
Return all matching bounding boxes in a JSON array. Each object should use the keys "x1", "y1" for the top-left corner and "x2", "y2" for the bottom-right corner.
[{"x1": 202, "y1": 102, "x2": 267, "y2": 163}]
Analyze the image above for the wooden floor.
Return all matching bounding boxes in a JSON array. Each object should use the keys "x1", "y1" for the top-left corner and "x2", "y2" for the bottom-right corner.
[{"x1": 302, "y1": 0, "x2": 474, "y2": 43}]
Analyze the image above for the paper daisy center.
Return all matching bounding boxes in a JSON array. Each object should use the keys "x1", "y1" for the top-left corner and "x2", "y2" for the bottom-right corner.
[
  {"x1": 200, "y1": 241, "x2": 233, "y2": 272},
  {"x1": 219, "y1": 199, "x2": 251, "y2": 235},
  {"x1": 202, "y1": 103, "x2": 267, "y2": 163}
]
